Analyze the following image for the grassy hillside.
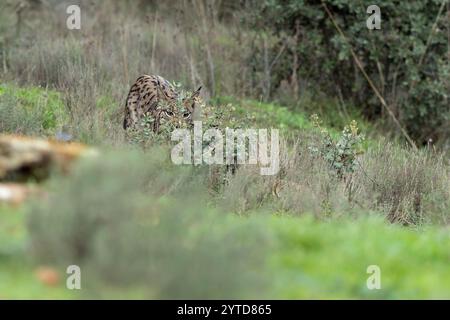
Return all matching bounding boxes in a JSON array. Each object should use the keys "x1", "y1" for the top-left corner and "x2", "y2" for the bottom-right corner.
[
  {"x1": 0, "y1": 82, "x2": 449, "y2": 299},
  {"x1": 2, "y1": 203, "x2": 449, "y2": 299},
  {"x1": 0, "y1": 0, "x2": 448, "y2": 300}
]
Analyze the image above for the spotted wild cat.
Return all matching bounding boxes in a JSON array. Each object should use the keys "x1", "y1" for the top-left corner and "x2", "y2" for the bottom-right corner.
[{"x1": 123, "y1": 75, "x2": 202, "y2": 132}]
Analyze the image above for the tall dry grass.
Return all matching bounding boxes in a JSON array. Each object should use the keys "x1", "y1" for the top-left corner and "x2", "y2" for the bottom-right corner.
[
  {"x1": 219, "y1": 134, "x2": 449, "y2": 225},
  {"x1": 0, "y1": 1, "x2": 448, "y2": 226},
  {"x1": 0, "y1": 0, "x2": 254, "y2": 144}
]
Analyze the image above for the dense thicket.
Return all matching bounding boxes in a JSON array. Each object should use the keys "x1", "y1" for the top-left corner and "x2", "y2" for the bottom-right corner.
[{"x1": 240, "y1": 0, "x2": 449, "y2": 144}]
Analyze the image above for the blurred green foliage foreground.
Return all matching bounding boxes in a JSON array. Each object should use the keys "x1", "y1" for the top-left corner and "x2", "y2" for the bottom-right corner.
[{"x1": 0, "y1": 148, "x2": 449, "y2": 299}]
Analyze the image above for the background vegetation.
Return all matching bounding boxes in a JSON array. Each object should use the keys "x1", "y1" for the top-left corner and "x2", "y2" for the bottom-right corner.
[{"x1": 0, "y1": 0, "x2": 448, "y2": 299}]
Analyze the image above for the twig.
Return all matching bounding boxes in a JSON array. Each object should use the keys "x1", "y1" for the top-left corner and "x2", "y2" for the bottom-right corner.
[
  {"x1": 269, "y1": 38, "x2": 287, "y2": 71},
  {"x1": 262, "y1": 35, "x2": 287, "y2": 100}
]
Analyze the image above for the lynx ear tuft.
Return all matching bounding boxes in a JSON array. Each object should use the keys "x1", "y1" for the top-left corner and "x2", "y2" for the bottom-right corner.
[{"x1": 191, "y1": 86, "x2": 202, "y2": 98}]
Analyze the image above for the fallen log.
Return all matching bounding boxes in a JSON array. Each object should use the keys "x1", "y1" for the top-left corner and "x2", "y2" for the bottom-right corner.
[{"x1": 0, "y1": 134, "x2": 96, "y2": 182}]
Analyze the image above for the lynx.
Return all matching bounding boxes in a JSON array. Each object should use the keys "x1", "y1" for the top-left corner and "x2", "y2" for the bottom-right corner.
[{"x1": 123, "y1": 75, "x2": 202, "y2": 132}]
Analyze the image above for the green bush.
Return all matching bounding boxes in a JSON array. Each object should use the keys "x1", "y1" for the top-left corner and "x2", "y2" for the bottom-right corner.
[
  {"x1": 243, "y1": 0, "x2": 449, "y2": 144},
  {"x1": 308, "y1": 114, "x2": 365, "y2": 178},
  {"x1": 0, "y1": 84, "x2": 67, "y2": 134},
  {"x1": 27, "y1": 148, "x2": 268, "y2": 299}
]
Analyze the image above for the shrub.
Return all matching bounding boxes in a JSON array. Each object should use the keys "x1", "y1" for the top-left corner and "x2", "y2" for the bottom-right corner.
[
  {"x1": 243, "y1": 0, "x2": 449, "y2": 144},
  {"x1": 27, "y1": 148, "x2": 268, "y2": 298},
  {"x1": 308, "y1": 114, "x2": 365, "y2": 179},
  {"x1": 0, "y1": 84, "x2": 67, "y2": 135}
]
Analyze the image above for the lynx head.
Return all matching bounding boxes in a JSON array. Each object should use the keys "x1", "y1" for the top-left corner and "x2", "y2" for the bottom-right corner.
[
  {"x1": 182, "y1": 86, "x2": 202, "y2": 117},
  {"x1": 159, "y1": 86, "x2": 202, "y2": 128}
]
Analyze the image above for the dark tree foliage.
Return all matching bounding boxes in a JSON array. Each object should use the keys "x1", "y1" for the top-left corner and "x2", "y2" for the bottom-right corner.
[{"x1": 242, "y1": 0, "x2": 449, "y2": 144}]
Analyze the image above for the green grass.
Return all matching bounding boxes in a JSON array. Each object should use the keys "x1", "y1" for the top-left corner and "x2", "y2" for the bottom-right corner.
[
  {"x1": 0, "y1": 206, "x2": 76, "y2": 299},
  {"x1": 0, "y1": 83, "x2": 68, "y2": 133},
  {"x1": 212, "y1": 96, "x2": 312, "y2": 131},
  {"x1": 213, "y1": 95, "x2": 374, "y2": 133},
  {"x1": 212, "y1": 96, "x2": 376, "y2": 150},
  {"x1": 0, "y1": 84, "x2": 372, "y2": 145},
  {"x1": 268, "y1": 215, "x2": 450, "y2": 299},
  {"x1": 1, "y1": 204, "x2": 449, "y2": 299}
]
